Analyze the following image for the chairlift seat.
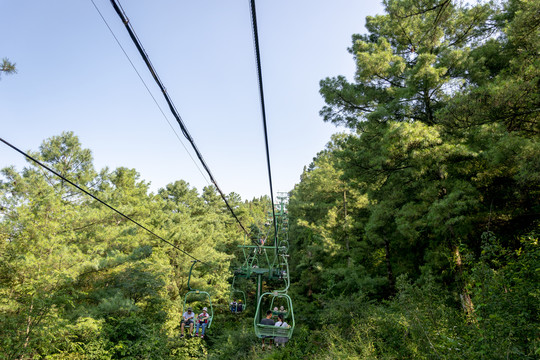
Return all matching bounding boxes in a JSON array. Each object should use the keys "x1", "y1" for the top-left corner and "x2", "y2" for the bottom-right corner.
[
  {"x1": 272, "y1": 310, "x2": 288, "y2": 318},
  {"x1": 255, "y1": 324, "x2": 292, "y2": 339}
]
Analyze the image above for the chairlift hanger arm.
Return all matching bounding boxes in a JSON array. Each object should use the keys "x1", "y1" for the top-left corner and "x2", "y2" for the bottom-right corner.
[{"x1": 187, "y1": 260, "x2": 198, "y2": 291}]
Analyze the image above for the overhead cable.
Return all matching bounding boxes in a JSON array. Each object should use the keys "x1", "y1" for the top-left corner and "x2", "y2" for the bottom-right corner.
[
  {"x1": 89, "y1": 0, "x2": 211, "y2": 187},
  {"x1": 0, "y1": 137, "x2": 211, "y2": 267},
  {"x1": 108, "y1": 0, "x2": 251, "y2": 238},
  {"x1": 249, "y1": 0, "x2": 278, "y2": 246}
]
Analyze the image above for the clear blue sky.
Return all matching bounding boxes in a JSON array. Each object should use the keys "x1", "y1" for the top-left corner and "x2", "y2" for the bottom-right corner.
[{"x1": 1, "y1": 0, "x2": 384, "y2": 201}]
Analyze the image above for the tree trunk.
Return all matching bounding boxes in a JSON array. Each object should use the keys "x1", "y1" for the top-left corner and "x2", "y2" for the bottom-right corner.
[
  {"x1": 453, "y1": 245, "x2": 475, "y2": 316},
  {"x1": 384, "y1": 237, "x2": 395, "y2": 293},
  {"x1": 343, "y1": 189, "x2": 351, "y2": 267},
  {"x1": 23, "y1": 298, "x2": 33, "y2": 349}
]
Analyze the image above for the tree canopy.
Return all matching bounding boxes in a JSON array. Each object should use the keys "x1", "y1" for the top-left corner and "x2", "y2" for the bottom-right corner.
[
  {"x1": 0, "y1": 58, "x2": 17, "y2": 78},
  {"x1": 1, "y1": 0, "x2": 538, "y2": 358}
]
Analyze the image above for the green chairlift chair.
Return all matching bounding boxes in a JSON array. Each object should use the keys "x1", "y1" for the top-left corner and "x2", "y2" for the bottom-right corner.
[
  {"x1": 254, "y1": 291, "x2": 295, "y2": 339},
  {"x1": 229, "y1": 275, "x2": 247, "y2": 313},
  {"x1": 182, "y1": 261, "x2": 214, "y2": 330}
]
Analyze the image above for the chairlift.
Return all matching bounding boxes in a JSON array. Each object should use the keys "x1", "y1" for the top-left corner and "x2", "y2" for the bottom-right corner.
[
  {"x1": 254, "y1": 291, "x2": 295, "y2": 339},
  {"x1": 229, "y1": 275, "x2": 246, "y2": 313},
  {"x1": 182, "y1": 261, "x2": 214, "y2": 330}
]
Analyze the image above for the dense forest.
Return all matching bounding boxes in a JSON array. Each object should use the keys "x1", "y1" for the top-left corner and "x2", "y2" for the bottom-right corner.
[{"x1": 1, "y1": 0, "x2": 539, "y2": 358}]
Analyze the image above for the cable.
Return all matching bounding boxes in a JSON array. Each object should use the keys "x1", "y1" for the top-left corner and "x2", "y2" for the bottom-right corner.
[
  {"x1": 249, "y1": 0, "x2": 278, "y2": 247},
  {"x1": 0, "y1": 137, "x2": 211, "y2": 267},
  {"x1": 108, "y1": 0, "x2": 251, "y2": 239},
  {"x1": 89, "y1": 0, "x2": 211, "y2": 187}
]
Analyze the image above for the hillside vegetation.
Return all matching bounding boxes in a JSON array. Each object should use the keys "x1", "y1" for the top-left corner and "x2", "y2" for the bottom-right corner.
[{"x1": 1, "y1": 0, "x2": 538, "y2": 358}]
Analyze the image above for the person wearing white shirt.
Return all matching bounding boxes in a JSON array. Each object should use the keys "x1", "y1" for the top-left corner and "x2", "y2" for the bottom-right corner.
[
  {"x1": 274, "y1": 314, "x2": 290, "y2": 347},
  {"x1": 180, "y1": 307, "x2": 195, "y2": 337}
]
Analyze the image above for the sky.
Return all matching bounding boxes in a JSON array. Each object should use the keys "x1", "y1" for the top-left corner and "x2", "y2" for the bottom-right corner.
[{"x1": 1, "y1": 0, "x2": 384, "y2": 201}]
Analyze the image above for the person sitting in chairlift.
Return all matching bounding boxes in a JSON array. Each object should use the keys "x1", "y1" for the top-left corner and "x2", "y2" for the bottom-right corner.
[
  {"x1": 230, "y1": 299, "x2": 237, "y2": 313},
  {"x1": 195, "y1": 307, "x2": 210, "y2": 338},
  {"x1": 180, "y1": 307, "x2": 195, "y2": 337},
  {"x1": 260, "y1": 310, "x2": 275, "y2": 350},
  {"x1": 274, "y1": 313, "x2": 290, "y2": 347},
  {"x1": 237, "y1": 299, "x2": 243, "y2": 312}
]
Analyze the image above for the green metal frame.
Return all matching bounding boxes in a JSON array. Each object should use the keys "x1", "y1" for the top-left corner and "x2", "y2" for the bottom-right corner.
[
  {"x1": 182, "y1": 261, "x2": 214, "y2": 329},
  {"x1": 229, "y1": 276, "x2": 247, "y2": 313},
  {"x1": 232, "y1": 194, "x2": 296, "y2": 339},
  {"x1": 236, "y1": 194, "x2": 290, "y2": 278},
  {"x1": 270, "y1": 296, "x2": 290, "y2": 319},
  {"x1": 253, "y1": 291, "x2": 295, "y2": 339}
]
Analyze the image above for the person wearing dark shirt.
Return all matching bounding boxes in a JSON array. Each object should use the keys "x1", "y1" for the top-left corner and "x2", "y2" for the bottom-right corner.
[
  {"x1": 230, "y1": 299, "x2": 237, "y2": 313},
  {"x1": 260, "y1": 310, "x2": 275, "y2": 350}
]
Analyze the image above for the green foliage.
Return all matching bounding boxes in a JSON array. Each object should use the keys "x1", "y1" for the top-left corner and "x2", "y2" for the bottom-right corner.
[
  {"x1": 461, "y1": 232, "x2": 540, "y2": 358},
  {"x1": 0, "y1": 57, "x2": 17, "y2": 78},
  {"x1": 286, "y1": 0, "x2": 539, "y2": 359},
  {"x1": 1, "y1": 1, "x2": 539, "y2": 358},
  {"x1": 0, "y1": 132, "x2": 238, "y2": 359},
  {"x1": 320, "y1": 0, "x2": 495, "y2": 128}
]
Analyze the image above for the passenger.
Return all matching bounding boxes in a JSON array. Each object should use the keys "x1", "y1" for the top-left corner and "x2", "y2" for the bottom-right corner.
[
  {"x1": 237, "y1": 299, "x2": 243, "y2": 312},
  {"x1": 279, "y1": 305, "x2": 285, "y2": 313},
  {"x1": 260, "y1": 310, "x2": 275, "y2": 350},
  {"x1": 180, "y1": 307, "x2": 195, "y2": 337},
  {"x1": 274, "y1": 314, "x2": 290, "y2": 347},
  {"x1": 230, "y1": 299, "x2": 237, "y2": 313},
  {"x1": 195, "y1": 307, "x2": 210, "y2": 338}
]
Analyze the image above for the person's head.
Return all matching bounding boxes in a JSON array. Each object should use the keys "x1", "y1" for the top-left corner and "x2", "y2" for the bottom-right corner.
[
  {"x1": 203, "y1": 307, "x2": 208, "y2": 313},
  {"x1": 278, "y1": 314, "x2": 284, "y2": 322},
  {"x1": 187, "y1": 307, "x2": 192, "y2": 313},
  {"x1": 266, "y1": 310, "x2": 273, "y2": 318}
]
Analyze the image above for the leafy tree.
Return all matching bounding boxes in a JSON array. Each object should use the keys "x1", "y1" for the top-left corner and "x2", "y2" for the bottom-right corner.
[
  {"x1": 0, "y1": 58, "x2": 17, "y2": 79},
  {"x1": 315, "y1": 0, "x2": 539, "y2": 299},
  {"x1": 440, "y1": 0, "x2": 540, "y2": 135},
  {"x1": 320, "y1": 0, "x2": 495, "y2": 128},
  {"x1": 285, "y1": 1, "x2": 539, "y2": 358},
  {"x1": 0, "y1": 132, "x2": 240, "y2": 358},
  {"x1": 0, "y1": 134, "x2": 96, "y2": 358}
]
